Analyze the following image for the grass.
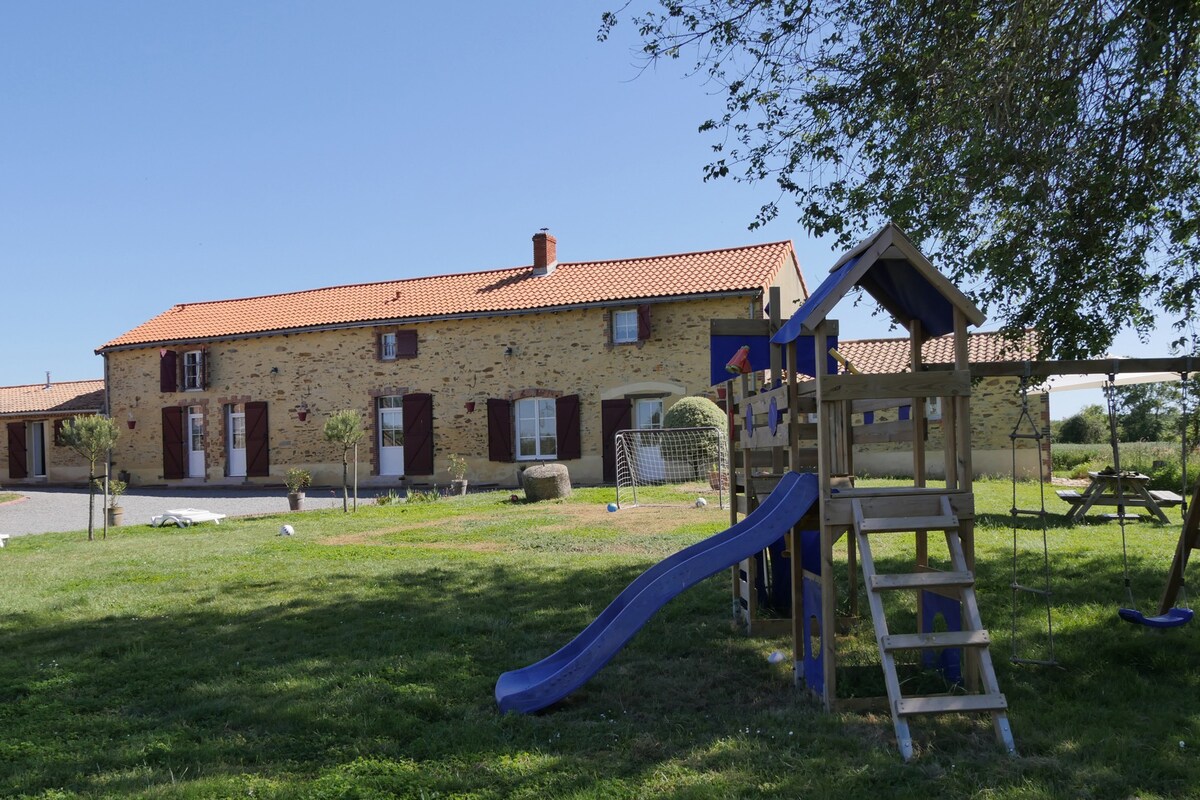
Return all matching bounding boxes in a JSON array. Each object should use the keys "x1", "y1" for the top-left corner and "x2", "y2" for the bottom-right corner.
[
  {"x1": 0, "y1": 491, "x2": 22, "y2": 503},
  {"x1": 1, "y1": 481, "x2": 1198, "y2": 798}
]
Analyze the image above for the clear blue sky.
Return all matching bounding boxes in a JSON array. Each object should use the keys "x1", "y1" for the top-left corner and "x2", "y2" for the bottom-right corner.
[{"x1": 0, "y1": 2, "x2": 1178, "y2": 418}]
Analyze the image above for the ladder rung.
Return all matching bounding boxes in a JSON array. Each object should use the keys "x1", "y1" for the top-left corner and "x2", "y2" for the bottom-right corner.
[
  {"x1": 1010, "y1": 508, "x2": 1046, "y2": 517},
  {"x1": 859, "y1": 514, "x2": 958, "y2": 533},
  {"x1": 871, "y1": 571, "x2": 974, "y2": 591},
  {"x1": 882, "y1": 630, "x2": 991, "y2": 651},
  {"x1": 1010, "y1": 657, "x2": 1060, "y2": 667},
  {"x1": 1011, "y1": 583, "x2": 1052, "y2": 597},
  {"x1": 1009, "y1": 433, "x2": 1043, "y2": 441},
  {"x1": 896, "y1": 694, "x2": 1008, "y2": 716}
]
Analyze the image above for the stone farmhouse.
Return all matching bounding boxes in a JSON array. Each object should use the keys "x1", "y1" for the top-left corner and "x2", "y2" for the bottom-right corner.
[
  {"x1": 95, "y1": 232, "x2": 808, "y2": 489},
  {"x1": 1, "y1": 235, "x2": 1047, "y2": 490},
  {"x1": 1, "y1": 379, "x2": 105, "y2": 483}
]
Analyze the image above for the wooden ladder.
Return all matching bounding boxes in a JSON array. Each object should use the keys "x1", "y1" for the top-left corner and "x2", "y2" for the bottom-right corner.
[{"x1": 852, "y1": 496, "x2": 1016, "y2": 761}]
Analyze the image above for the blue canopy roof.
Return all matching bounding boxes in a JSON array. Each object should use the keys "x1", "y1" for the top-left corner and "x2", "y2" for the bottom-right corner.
[{"x1": 772, "y1": 223, "x2": 984, "y2": 345}]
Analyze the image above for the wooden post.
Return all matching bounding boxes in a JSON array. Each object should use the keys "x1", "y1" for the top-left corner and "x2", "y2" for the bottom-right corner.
[
  {"x1": 787, "y1": 340, "x2": 805, "y2": 683},
  {"x1": 910, "y1": 321, "x2": 928, "y2": 633},
  {"x1": 815, "y1": 320, "x2": 838, "y2": 710}
]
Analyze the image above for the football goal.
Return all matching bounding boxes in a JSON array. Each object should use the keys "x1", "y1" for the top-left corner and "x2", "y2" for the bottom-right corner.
[{"x1": 614, "y1": 426, "x2": 728, "y2": 508}]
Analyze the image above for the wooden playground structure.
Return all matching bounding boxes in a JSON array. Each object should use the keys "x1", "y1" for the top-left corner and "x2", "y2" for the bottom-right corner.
[{"x1": 712, "y1": 223, "x2": 1199, "y2": 760}]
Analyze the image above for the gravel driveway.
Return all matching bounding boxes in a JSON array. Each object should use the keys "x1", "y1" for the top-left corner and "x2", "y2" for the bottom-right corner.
[{"x1": 0, "y1": 485, "x2": 353, "y2": 538}]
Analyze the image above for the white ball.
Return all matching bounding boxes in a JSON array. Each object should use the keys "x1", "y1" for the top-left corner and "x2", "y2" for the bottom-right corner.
[
  {"x1": 279, "y1": 524, "x2": 295, "y2": 536},
  {"x1": 768, "y1": 650, "x2": 785, "y2": 664},
  {"x1": 695, "y1": 497, "x2": 708, "y2": 508}
]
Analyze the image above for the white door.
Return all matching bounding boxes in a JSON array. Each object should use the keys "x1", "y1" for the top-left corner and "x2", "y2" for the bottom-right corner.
[
  {"x1": 188, "y1": 412, "x2": 206, "y2": 478},
  {"x1": 30, "y1": 422, "x2": 46, "y2": 477},
  {"x1": 378, "y1": 396, "x2": 404, "y2": 475},
  {"x1": 227, "y1": 409, "x2": 246, "y2": 477}
]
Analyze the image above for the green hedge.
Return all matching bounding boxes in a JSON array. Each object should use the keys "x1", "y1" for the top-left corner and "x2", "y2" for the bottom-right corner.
[{"x1": 1052, "y1": 442, "x2": 1199, "y2": 491}]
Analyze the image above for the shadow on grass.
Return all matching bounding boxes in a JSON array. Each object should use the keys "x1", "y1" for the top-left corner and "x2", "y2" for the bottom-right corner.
[{"x1": 2, "y1": 541, "x2": 1199, "y2": 798}]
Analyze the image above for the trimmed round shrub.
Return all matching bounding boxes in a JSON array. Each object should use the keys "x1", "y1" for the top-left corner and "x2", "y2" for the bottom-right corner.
[
  {"x1": 663, "y1": 396, "x2": 726, "y2": 431},
  {"x1": 662, "y1": 396, "x2": 727, "y2": 477}
]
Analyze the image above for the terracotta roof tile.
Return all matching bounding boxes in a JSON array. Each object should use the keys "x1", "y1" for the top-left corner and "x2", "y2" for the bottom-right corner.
[
  {"x1": 839, "y1": 330, "x2": 1039, "y2": 373},
  {"x1": 0, "y1": 380, "x2": 105, "y2": 416},
  {"x1": 100, "y1": 241, "x2": 799, "y2": 350}
]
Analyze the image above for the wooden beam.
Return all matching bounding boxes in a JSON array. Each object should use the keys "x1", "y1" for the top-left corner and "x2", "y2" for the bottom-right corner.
[
  {"x1": 924, "y1": 357, "x2": 1198, "y2": 378},
  {"x1": 820, "y1": 370, "x2": 971, "y2": 402}
]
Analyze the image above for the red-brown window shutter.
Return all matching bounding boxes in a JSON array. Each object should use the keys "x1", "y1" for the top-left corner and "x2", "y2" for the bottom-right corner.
[
  {"x1": 53, "y1": 419, "x2": 65, "y2": 446},
  {"x1": 402, "y1": 392, "x2": 434, "y2": 475},
  {"x1": 7, "y1": 422, "x2": 28, "y2": 479},
  {"x1": 396, "y1": 331, "x2": 418, "y2": 359},
  {"x1": 245, "y1": 401, "x2": 270, "y2": 477},
  {"x1": 555, "y1": 394, "x2": 581, "y2": 460},
  {"x1": 601, "y1": 398, "x2": 632, "y2": 482},
  {"x1": 487, "y1": 398, "x2": 513, "y2": 462},
  {"x1": 201, "y1": 347, "x2": 210, "y2": 389},
  {"x1": 160, "y1": 350, "x2": 178, "y2": 393},
  {"x1": 637, "y1": 304, "x2": 652, "y2": 341},
  {"x1": 161, "y1": 407, "x2": 185, "y2": 480}
]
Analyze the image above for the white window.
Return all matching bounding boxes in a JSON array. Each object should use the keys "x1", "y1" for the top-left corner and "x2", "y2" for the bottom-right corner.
[
  {"x1": 634, "y1": 398, "x2": 663, "y2": 429},
  {"x1": 613, "y1": 310, "x2": 638, "y2": 344},
  {"x1": 381, "y1": 333, "x2": 397, "y2": 361},
  {"x1": 516, "y1": 398, "x2": 556, "y2": 459},
  {"x1": 378, "y1": 395, "x2": 404, "y2": 475},
  {"x1": 183, "y1": 350, "x2": 204, "y2": 390}
]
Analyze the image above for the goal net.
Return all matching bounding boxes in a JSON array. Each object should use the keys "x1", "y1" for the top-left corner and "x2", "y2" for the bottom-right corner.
[{"x1": 614, "y1": 426, "x2": 728, "y2": 508}]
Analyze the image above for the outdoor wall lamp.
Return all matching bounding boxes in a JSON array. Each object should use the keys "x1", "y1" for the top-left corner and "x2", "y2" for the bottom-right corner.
[
  {"x1": 297, "y1": 402, "x2": 310, "y2": 422},
  {"x1": 503, "y1": 346, "x2": 514, "y2": 357},
  {"x1": 464, "y1": 401, "x2": 476, "y2": 413}
]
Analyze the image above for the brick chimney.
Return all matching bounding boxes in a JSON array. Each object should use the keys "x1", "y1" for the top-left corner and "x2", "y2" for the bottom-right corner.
[{"x1": 532, "y1": 229, "x2": 557, "y2": 276}]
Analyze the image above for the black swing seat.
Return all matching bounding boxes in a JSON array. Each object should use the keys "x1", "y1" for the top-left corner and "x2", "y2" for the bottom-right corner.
[{"x1": 1118, "y1": 606, "x2": 1194, "y2": 628}]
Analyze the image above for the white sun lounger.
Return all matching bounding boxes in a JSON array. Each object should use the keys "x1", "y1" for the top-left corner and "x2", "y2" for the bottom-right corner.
[{"x1": 150, "y1": 508, "x2": 228, "y2": 528}]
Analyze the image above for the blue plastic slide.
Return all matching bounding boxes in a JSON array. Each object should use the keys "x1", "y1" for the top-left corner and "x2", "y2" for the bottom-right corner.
[{"x1": 495, "y1": 471, "x2": 820, "y2": 714}]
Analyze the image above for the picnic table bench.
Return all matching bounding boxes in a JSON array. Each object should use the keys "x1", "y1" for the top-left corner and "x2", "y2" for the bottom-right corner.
[{"x1": 1057, "y1": 471, "x2": 1175, "y2": 524}]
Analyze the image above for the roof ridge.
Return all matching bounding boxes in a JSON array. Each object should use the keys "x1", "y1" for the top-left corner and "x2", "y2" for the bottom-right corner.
[
  {"x1": 153, "y1": 240, "x2": 793, "y2": 309},
  {"x1": 568, "y1": 239, "x2": 793, "y2": 268},
  {"x1": 2, "y1": 378, "x2": 104, "y2": 390}
]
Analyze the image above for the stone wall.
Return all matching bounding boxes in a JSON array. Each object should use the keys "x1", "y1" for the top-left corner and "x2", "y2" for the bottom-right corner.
[
  {"x1": 105, "y1": 296, "x2": 753, "y2": 489},
  {"x1": 1, "y1": 416, "x2": 94, "y2": 484}
]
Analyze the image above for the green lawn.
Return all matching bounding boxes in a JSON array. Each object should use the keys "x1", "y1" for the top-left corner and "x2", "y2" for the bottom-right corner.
[
  {"x1": 1, "y1": 481, "x2": 1198, "y2": 798},
  {"x1": 0, "y1": 492, "x2": 22, "y2": 504}
]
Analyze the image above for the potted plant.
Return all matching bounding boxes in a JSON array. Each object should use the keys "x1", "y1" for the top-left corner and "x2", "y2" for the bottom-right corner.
[
  {"x1": 106, "y1": 478, "x2": 127, "y2": 527},
  {"x1": 285, "y1": 468, "x2": 312, "y2": 511},
  {"x1": 707, "y1": 463, "x2": 729, "y2": 491},
  {"x1": 447, "y1": 453, "x2": 468, "y2": 496}
]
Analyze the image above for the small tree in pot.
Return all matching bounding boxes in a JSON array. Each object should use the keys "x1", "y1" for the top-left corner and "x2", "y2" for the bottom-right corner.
[
  {"x1": 323, "y1": 409, "x2": 366, "y2": 512},
  {"x1": 106, "y1": 478, "x2": 127, "y2": 527},
  {"x1": 447, "y1": 453, "x2": 468, "y2": 495},
  {"x1": 285, "y1": 468, "x2": 312, "y2": 511},
  {"x1": 58, "y1": 414, "x2": 121, "y2": 541}
]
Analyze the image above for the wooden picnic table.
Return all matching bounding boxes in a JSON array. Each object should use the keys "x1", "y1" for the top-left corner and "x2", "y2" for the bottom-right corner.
[{"x1": 1056, "y1": 471, "x2": 1183, "y2": 524}]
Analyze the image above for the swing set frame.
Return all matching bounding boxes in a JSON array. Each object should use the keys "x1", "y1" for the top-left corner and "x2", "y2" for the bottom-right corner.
[{"x1": 936, "y1": 357, "x2": 1199, "y2": 632}]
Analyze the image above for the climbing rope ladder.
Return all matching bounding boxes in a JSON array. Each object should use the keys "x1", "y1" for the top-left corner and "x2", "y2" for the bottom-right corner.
[{"x1": 1009, "y1": 371, "x2": 1059, "y2": 665}]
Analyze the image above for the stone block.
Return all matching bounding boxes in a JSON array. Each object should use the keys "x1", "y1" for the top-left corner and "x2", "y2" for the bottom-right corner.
[{"x1": 523, "y1": 463, "x2": 572, "y2": 501}]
